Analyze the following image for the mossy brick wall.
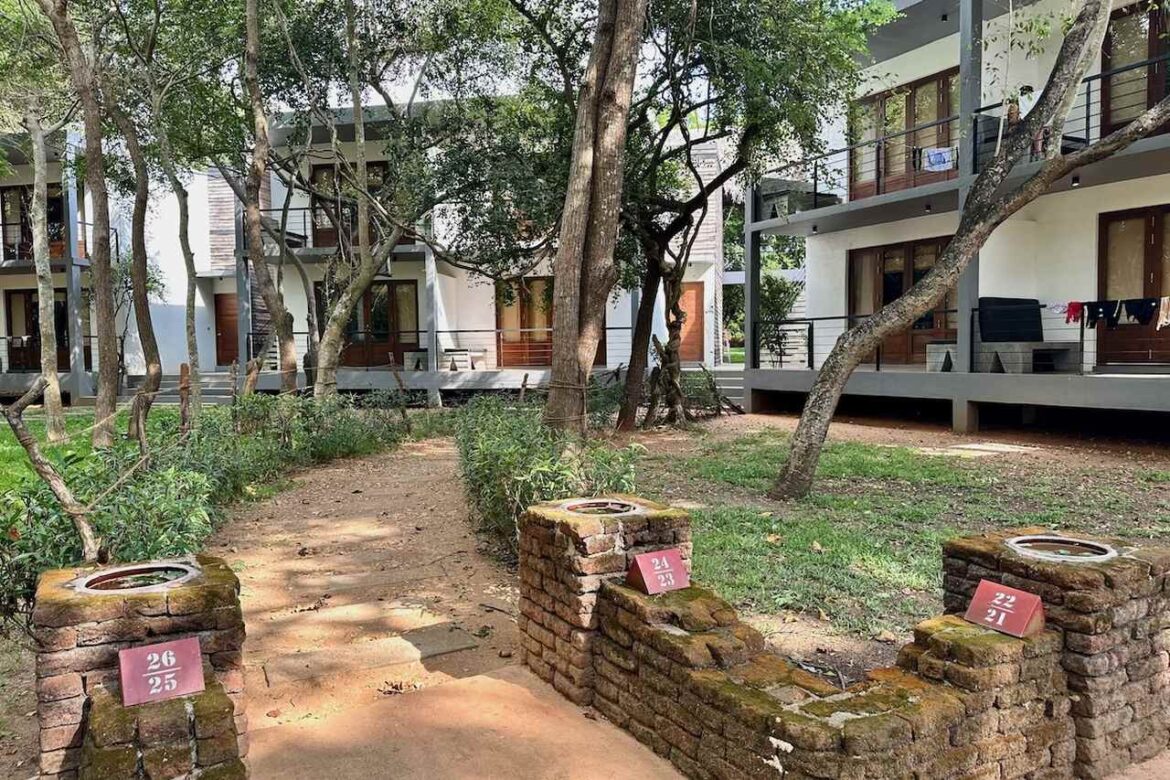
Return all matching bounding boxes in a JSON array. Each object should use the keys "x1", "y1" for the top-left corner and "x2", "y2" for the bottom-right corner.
[
  {"x1": 78, "y1": 682, "x2": 245, "y2": 779},
  {"x1": 592, "y1": 583, "x2": 1070, "y2": 780},
  {"x1": 517, "y1": 497, "x2": 691, "y2": 706},
  {"x1": 31, "y1": 555, "x2": 247, "y2": 780},
  {"x1": 518, "y1": 501, "x2": 1170, "y2": 780},
  {"x1": 943, "y1": 529, "x2": 1170, "y2": 779}
]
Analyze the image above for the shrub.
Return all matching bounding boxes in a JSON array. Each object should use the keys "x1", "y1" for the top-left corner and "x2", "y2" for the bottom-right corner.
[
  {"x1": 0, "y1": 393, "x2": 415, "y2": 630},
  {"x1": 454, "y1": 396, "x2": 638, "y2": 556}
]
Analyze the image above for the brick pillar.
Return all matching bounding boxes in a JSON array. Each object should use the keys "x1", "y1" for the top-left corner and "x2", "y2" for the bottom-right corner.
[
  {"x1": 31, "y1": 555, "x2": 248, "y2": 779},
  {"x1": 517, "y1": 496, "x2": 691, "y2": 706},
  {"x1": 943, "y1": 528, "x2": 1170, "y2": 779}
]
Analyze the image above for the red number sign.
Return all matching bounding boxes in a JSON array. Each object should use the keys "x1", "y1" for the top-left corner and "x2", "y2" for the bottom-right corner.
[
  {"x1": 119, "y1": 637, "x2": 205, "y2": 707},
  {"x1": 627, "y1": 548, "x2": 689, "y2": 595},
  {"x1": 963, "y1": 579, "x2": 1045, "y2": 638}
]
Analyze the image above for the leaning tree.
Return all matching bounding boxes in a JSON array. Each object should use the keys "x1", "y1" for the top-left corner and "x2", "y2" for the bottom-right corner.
[{"x1": 771, "y1": 0, "x2": 1170, "y2": 499}]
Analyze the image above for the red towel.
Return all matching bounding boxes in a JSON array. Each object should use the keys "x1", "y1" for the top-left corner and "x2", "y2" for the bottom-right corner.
[{"x1": 1065, "y1": 301, "x2": 1084, "y2": 324}]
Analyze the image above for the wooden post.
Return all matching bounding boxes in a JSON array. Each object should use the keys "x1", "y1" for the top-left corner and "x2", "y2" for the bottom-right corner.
[
  {"x1": 389, "y1": 366, "x2": 412, "y2": 434},
  {"x1": 519, "y1": 372, "x2": 529, "y2": 403},
  {"x1": 179, "y1": 363, "x2": 191, "y2": 436}
]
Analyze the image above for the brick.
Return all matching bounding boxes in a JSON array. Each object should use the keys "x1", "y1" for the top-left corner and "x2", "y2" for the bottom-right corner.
[
  {"x1": 39, "y1": 724, "x2": 84, "y2": 752},
  {"x1": 37, "y1": 673, "x2": 83, "y2": 703},
  {"x1": 38, "y1": 695, "x2": 86, "y2": 728}
]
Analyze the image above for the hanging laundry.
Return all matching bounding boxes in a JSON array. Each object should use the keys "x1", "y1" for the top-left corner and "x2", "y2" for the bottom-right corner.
[
  {"x1": 922, "y1": 147, "x2": 957, "y2": 172},
  {"x1": 1157, "y1": 297, "x2": 1170, "y2": 331},
  {"x1": 1048, "y1": 302, "x2": 1069, "y2": 316},
  {"x1": 1085, "y1": 300, "x2": 1123, "y2": 329},
  {"x1": 1064, "y1": 301, "x2": 1085, "y2": 324},
  {"x1": 1123, "y1": 298, "x2": 1159, "y2": 326}
]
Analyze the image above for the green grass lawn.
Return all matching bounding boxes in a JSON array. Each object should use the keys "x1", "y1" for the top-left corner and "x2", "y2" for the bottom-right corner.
[
  {"x1": 646, "y1": 429, "x2": 1170, "y2": 636},
  {"x1": 726, "y1": 347, "x2": 745, "y2": 364}
]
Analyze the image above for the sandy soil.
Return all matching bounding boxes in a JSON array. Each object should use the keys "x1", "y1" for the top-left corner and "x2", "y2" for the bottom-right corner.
[{"x1": 204, "y1": 439, "x2": 520, "y2": 731}]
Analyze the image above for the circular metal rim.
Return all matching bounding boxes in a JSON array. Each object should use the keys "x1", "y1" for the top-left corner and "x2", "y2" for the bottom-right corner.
[
  {"x1": 1004, "y1": 534, "x2": 1118, "y2": 564},
  {"x1": 73, "y1": 562, "x2": 201, "y2": 594},
  {"x1": 559, "y1": 498, "x2": 646, "y2": 517}
]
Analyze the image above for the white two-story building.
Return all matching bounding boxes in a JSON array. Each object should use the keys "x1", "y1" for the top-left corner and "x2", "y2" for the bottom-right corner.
[
  {"x1": 0, "y1": 114, "x2": 727, "y2": 402},
  {"x1": 743, "y1": 0, "x2": 1170, "y2": 431}
]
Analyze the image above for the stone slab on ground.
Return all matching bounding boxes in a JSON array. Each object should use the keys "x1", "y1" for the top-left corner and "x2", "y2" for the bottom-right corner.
[
  {"x1": 262, "y1": 624, "x2": 478, "y2": 686},
  {"x1": 248, "y1": 665, "x2": 682, "y2": 779}
]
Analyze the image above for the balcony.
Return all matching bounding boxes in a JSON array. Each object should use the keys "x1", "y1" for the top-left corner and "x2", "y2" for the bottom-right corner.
[
  {"x1": 245, "y1": 207, "x2": 419, "y2": 254},
  {"x1": 755, "y1": 115, "x2": 961, "y2": 222},
  {"x1": 753, "y1": 53, "x2": 1170, "y2": 234}
]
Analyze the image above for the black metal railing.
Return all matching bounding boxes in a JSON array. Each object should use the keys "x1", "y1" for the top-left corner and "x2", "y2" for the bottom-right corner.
[
  {"x1": 242, "y1": 207, "x2": 419, "y2": 251},
  {"x1": 757, "y1": 115, "x2": 961, "y2": 216},
  {"x1": 754, "y1": 53, "x2": 1170, "y2": 220},
  {"x1": 751, "y1": 300, "x2": 1170, "y2": 375},
  {"x1": 750, "y1": 311, "x2": 960, "y2": 371},
  {"x1": 245, "y1": 326, "x2": 635, "y2": 372},
  {"x1": 0, "y1": 334, "x2": 104, "y2": 373},
  {"x1": 974, "y1": 52, "x2": 1170, "y2": 172}
]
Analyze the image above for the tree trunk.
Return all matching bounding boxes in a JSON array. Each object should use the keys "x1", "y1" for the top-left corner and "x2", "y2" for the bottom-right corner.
[
  {"x1": 314, "y1": 0, "x2": 380, "y2": 397},
  {"x1": 659, "y1": 268, "x2": 690, "y2": 423},
  {"x1": 36, "y1": 0, "x2": 118, "y2": 448},
  {"x1": 151, "y1": 90, "x2": 202, "y2": 425},
  {"x1": 243, "y1": 0, "x2": 298, "y2": 393},
  {"x1": 107, "y1": 106, "x2": 162, "y2": 456},
  {"x1": 545, "y1": 0, "x2": 648, "y2": 432},
  {"x1": 615, "y1": 250, "x2": 661, "y2": 430},
  {"x1": 770, "y1": 0, "x2": 1161, "y2": 499},
  {"x1": 3, "y1": 377, "x2": 98, "y2": 562},
  {"x1": 23, "y1": 109, "x2": 67, "y2": 443}
]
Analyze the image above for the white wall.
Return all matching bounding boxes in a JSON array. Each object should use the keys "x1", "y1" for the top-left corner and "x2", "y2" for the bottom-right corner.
[
  {"x1": 122, "y1": 172, "x2": 216, "y2": 375},
  {"x1": 801, "y1": 172, "x2": 1170, "y2": 368}
]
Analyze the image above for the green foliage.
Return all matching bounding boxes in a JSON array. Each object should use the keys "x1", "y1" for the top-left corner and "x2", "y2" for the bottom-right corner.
[
  {"x1": 0, "y1": 395, "x2": 420, "y2": 629},
  {"x1": 454, "y1": 396, "x2": 639, "y2": 555}
]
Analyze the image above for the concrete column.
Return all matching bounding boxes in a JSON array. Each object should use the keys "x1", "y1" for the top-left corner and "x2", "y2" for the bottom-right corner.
[
  {"x1": 423, "y1": 246, "x2": 441, "y2": 407},
  {"x1": 954, "y1": 0, "x2": 984, "y2": 432},
  {"x1": 234, "y1": 205, "x2": 251, "y2": 388},
  {"x1": 744, "y1": 186, "x2": 762, "y2": 373},
  {"x1": 952, "y1": 398, "x2": 980, "y2": 434},
  {"x1": 62, "y1": 133, "x2": 92, "y2": 400}
]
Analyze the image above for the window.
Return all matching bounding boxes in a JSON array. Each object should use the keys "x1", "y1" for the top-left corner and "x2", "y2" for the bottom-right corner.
[
  {"x1": 1102, "y1": 5, "x2": 1168, "y2": 134},
  {"x1": 0, "y1": 185, "x2": 66, "y2": 261},
  {"x1": 849, "y1": 69, "x2": 960, "y2": 199}
]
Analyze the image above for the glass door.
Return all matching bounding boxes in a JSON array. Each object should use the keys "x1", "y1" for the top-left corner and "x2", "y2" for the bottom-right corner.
[
  {"x1": 1103, "y1": 6, "x2": 1168, "y2": 135},
  {"x1": 1098, "y1": 208, "x2": 1170, "y2": 365}
]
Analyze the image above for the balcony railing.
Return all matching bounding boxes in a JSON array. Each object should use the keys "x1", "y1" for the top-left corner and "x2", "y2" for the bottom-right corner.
[
  {"x1": 0, "y1": 334, "x2": 104, "y2": 374},
  {"x1": 751, "y1": 301, "x2": 1168, "y2": 375},
  {"x1": 245, "y1": 326, "x2": 634, "y2": 372},
  {"x1": 244, "y1": 207, "x2": 418, "y2": 252},
  {"x1": 756, "y1": 115, "x2": 961, "y2": 217},
  {"x1": 973, "y1": 53, "x2": 1170, "y2": 172},
  {"x1": 754, "y1": 53, "x2": 1170, "y2": 222}
]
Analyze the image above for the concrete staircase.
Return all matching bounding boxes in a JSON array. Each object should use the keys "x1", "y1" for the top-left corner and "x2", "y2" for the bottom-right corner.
[
  {"x1": 684, "y1": 366, "x2": 745, "y2": 405},
  {"x1": 121, "y1": 371, "x2": 236, "y2": 405}
]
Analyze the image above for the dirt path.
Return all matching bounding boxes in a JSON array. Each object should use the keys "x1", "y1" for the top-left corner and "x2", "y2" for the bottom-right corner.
[{"x1": 205, "y1": 439, "x2": 521, "y2": 734}]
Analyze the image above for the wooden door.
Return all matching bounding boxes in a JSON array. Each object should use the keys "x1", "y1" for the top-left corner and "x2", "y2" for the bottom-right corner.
[
  {"x1": 1098, "y1": 208, "x2": 1170, "y2": 364},
  {"x1": 679, "y1": 282, "x2": 705, "y2": 362},
  {"x1": 877, "y1": 247, "x2": 912, "y2": 363},
  {"x1": 1102, "y1": 6, "x2": 1168, "y2": 136},
  {"x1": 5, "y1": 290, "x2": 37, "y2": 370},
  {"x1": 850, "y1": 238, "x2": 956, "y2": 365},
  {"x1": 214, "y1": 293, "x2": 239, "y2": 366},
  {"x1": 497, "y1": 277, "x2": 554, "y2": 367}
]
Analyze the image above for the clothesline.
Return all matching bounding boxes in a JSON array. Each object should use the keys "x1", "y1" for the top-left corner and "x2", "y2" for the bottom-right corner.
[{"x1": 1051, "y1": 297, "x2": 1170, "y2": 330}]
